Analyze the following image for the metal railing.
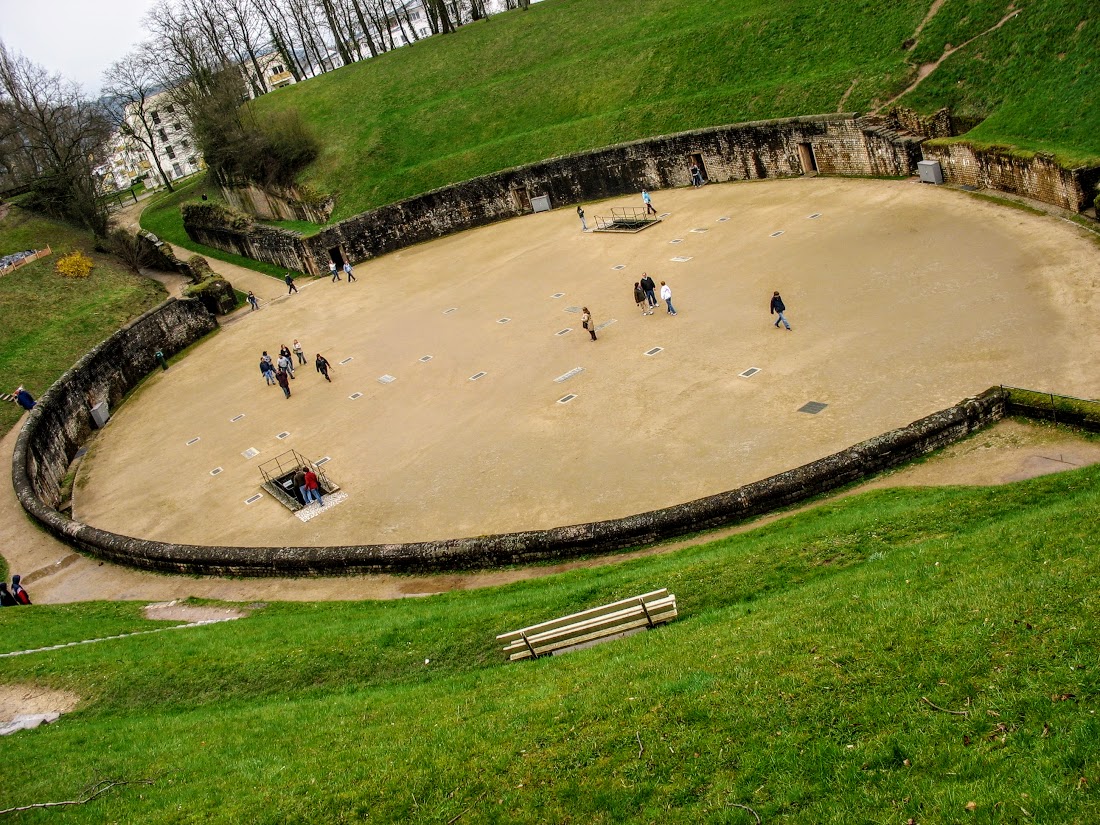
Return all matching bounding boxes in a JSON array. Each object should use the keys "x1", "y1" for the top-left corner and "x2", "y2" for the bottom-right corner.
[
  {"x1": 593, "y1": 206, "x2": 660, "y2": 232},
  {"x1": 1001, "y1": 385, "x2": 1100, "y2": 430}
]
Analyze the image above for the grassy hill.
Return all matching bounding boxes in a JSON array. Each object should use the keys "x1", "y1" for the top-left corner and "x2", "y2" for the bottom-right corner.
[
  {"x1": 144, "y1": 0, "x2": 1097, "y2": 260},
  {"x1": 243, "y1": 0, "x2": 1099, "y2": 223},
  {"x1": 2, "y1": 453, "x2": 1100, "y2": 821},
  {"x1": 0, "y1": 208, "x2": 165, "y2": 436}
]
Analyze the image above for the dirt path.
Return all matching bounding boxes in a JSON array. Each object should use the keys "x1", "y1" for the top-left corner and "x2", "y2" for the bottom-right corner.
[
  {"x1": 112, "y1": 194, "x2": 292, "y2": 310},
  {"x1": 3, "y1": 417, "x2": 1098, "y2": 604},
  {"x1": 6, "y1": 179, "x2": 1099, "y2": 604},
  {"x1": 73, "y1": 180, "x2": 1100, "y2": 551},
  {"x1": 879, "y1": 5, "x2": 1022, "y2": 112}
]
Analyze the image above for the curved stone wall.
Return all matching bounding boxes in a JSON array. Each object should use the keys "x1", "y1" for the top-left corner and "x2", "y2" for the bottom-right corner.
[
  {"x1": 12, "y1": 297, "x2": 218, "y2": 519},
  {"x1": 188, "y1": 113, "x2": 921, "y2": 274},
  {"x1": 13, "y1": 321, "x2": 1008, "y2": 574}
]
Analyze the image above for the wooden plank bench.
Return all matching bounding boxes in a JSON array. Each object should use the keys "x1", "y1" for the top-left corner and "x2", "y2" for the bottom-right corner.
[{"x1": 497, "y1": 589, "x2": 677, "y2": 661}]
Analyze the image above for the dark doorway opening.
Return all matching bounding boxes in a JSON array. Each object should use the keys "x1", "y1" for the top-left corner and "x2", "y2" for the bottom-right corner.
[
  {"x1": 512, "y1": 187, "x2": 531, "y2": 211},
  {"x1": 689, "y1": 153, "x2": 709, "y2": 182},
  {"x1": 798, "y1": 143, "x2": 818, "y2": 175},
  {"x1": 328, "y1": 247, "x2": 345, "y2": 268}
]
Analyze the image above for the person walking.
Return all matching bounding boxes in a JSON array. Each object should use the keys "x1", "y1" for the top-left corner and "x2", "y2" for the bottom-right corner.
[
  {"x1": 275, "y1": 367, "x2": 291, "y2": 398},
  {"x1": 582, "y1": 307, "x2": 598, "y2": 341},
  {"x1": 10, "y1": 575, "x2": 30, "y2": 605},
  {"x1": 770, "y1": 290, "x2": 792, "y2": 330},
  {"x1": 247, "y1": 291, "x2": 259, "y2": 311},
  {"x1": 642, "y1": 189, "x2": 656, "y2": 216},
  {"x1": 315, "y1": 353, "x2": 332, "y2": 382},
  {"x1": 0, "y1": 582, "x2": 16, "y2": 607},
  {"x1": 260, "y1": 358, "x2": 276, "y2": 386},
  {"x1": 304, "y1": 469, "x2": 323, "y2": 505},
  {"x1": 285, "y1": 273, "x2": 298, "y2": 294},
  {"x1": 640, "y1": 273, "x2": 658, "y2": 309},
  {"x1": 13, "y1": 386, "x2": 35, "y2": 411},
  {"x1": 633, "y1": 282, "x2": 649, "y2": 315},
  {"x1": 690, "y1": 164, "x2": 703, "y2": 187},
  {"x1": 293, "y1": 339, "x2": 306, "y2": 365},
  {"x1": 660, "y1": 281, "x2": 677, "y2": 315},
  {"x1": 329, "y1": 261, "x2": 341, "y2": 282},
  {"x1": 279, "y1": 346, "x2": 295, "y2": 378},
  {"x1": 577, "y1": 205, "x2": 587, "y2": 231},
  {"x1": 343, "y1": 261, "x2": 357, "y2": 283}
]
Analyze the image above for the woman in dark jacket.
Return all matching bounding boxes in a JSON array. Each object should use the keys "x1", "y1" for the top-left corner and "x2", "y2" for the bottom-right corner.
[
  {"x1": 0, "y1": 582, "x2": 17, "y2": 607},
  {"x1": 315, "y1": 354, "x2": 332, "y2": 382}
]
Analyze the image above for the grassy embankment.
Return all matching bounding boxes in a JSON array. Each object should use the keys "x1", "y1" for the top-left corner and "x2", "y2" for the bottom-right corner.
[
  {"x1": 146, "y1": 0, "x2": 1099, "y2": 257},
  {"x1": 139, "y1": 177, "x2": 302, "y2": 280},
  {"x1": 1, "y1": 453, "x2": 1099, "y2": 822},
  {"x1": 0, "y1": 208, "x2": 165, "y2": 438}
]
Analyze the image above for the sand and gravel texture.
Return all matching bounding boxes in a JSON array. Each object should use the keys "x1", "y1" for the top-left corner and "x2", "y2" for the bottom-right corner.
[
  {"x1": 73, "y1": 178, "x2": 1099, "y2": 545},
  {"x1": 3, "y1": 177, "x2": 1099, "y2": 603}
]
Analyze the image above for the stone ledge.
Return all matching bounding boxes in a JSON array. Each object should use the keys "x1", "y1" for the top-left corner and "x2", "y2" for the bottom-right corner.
[{"x1": 12, "y1": 351, "x2": 1009, "y2": 574}]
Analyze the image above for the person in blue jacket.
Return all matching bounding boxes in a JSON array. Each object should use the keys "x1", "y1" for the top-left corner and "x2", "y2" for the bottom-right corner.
[{"x1": 14, "y1": 386, "x2": 35, "y2": 410}]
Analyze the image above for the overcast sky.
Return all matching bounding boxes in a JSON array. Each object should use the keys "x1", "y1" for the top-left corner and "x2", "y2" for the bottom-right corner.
[{"x1": 0, "y1": 0, "x2": 159, "y2": 95}]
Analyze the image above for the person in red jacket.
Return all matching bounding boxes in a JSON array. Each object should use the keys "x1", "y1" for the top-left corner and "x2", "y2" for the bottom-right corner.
[
  {"x1": 10, "y1": 575, "x2": 30, "y2": 605},
  {"x1": 304, "y1": 469, "x2": 323, "y2": 505}
]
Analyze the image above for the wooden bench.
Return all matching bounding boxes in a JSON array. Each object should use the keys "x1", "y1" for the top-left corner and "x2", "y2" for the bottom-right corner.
[{"x1": 497, "y1": 589, "x2": 678, "y2": 661}]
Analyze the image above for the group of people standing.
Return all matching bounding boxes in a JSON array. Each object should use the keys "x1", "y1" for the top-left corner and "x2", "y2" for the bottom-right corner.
[
  {"x1": 585, "y1": 274, "x2": 678, "y2": 342},
  {"x1": 0, "y1": 574, "x2": 31, "y2": 606},
  {"x1": 260, "y1": 342, "x2": 333, "y2": 398},
  {"x1": 292, "y1": 466, "x2": 325, "y2": 507},
  {"x1": 632, "y1": 274, "x2": 676, "y2": 317}
]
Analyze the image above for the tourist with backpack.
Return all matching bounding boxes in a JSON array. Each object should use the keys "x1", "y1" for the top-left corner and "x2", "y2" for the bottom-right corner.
[{"x1": 10, "y1": 575, "x2": 30, "y2": 605}]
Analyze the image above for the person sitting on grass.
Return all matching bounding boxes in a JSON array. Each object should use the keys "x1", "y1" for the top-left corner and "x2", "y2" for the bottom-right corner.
[{"x1": 10, "y1": 575, "x2": 30, "y2": 605}]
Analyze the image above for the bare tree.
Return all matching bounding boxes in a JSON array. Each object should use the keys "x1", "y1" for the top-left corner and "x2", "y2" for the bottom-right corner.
[
  {"x1": 218, "y1": 0, "x2": 272, "y2": 97},
  {"x1": 0, "y1": 40, "x2": 111, "y2": 235},
  {"x1": 249, "y1": 0, "x2": 309, "y2": 80},
  {"x1": 346, "y1": 0, "x2": 382, "y2": 57},
  {"x1": 102, "y1": 51, "x2": 176, "y2": 192}
]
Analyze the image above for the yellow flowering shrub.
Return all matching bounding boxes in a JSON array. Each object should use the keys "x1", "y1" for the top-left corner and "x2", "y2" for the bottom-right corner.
[{"x1": 56, "y1": 251, "x2": 94, "y2": 278}]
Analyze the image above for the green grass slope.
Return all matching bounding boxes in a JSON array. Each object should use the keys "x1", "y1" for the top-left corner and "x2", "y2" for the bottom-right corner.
[
  {"x1": 3, "y1": 460, "x2": 1099, "y2": 821},
  {"x1": 0, "y1": 208, "x2": 166, "y2": 436},
  {"x1": 246, "y1": 0, "x2": 1098, "y2": 223},
  {"x1": 139, "y1": 176, "x2": 300, "y2": 278}
]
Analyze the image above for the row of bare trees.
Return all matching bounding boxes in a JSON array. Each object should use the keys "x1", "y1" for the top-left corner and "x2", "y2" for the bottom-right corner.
[
  {"x1": 101, "y1": 0, "x2": 519, "y2": 195},
  {"x1": 136, "y1": 0, "x2": 510, "y2": 96},
  {"x1": 0, "y1": 0, "x2": 529, "y2": 234}
]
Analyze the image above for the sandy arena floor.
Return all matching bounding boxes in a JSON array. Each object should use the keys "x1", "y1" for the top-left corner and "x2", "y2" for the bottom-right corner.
[{"x1": 70, "y1": 178, "x2": 1100, "y2": 548}]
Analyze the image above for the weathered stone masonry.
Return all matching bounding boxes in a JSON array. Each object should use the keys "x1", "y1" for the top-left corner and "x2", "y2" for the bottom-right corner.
[
  {"x1": 14, "y1": 368, "x2": 1008, "y2": 576},
  {"x1": 307, "y1": 114, "x2": 920, "y2": 273},
  {"x1": 13, "y1": 298, "x2": 217, "y2": 515},
  {"x1": 921, "y1": 143, "x2": 1100, "y2": 213},
  {"x1": 191, "y1": 113, "x2": 921, "y2": 274}
]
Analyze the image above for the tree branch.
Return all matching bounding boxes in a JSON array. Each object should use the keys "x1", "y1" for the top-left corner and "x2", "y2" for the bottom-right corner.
[{"x1": 0, "y1": 779, "x2": 153, "y2": 816}]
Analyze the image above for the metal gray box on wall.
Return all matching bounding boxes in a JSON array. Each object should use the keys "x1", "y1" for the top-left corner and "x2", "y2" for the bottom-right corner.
[
  {"x1": 530, "y1": 194, "x2": 551, "y2": 212},
  {"x1": 918, "y1": 160, "x2": 944, "y2": 184},
  {"x1": 90, "y1": 401, "x2": 110, "y2": 429}
]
